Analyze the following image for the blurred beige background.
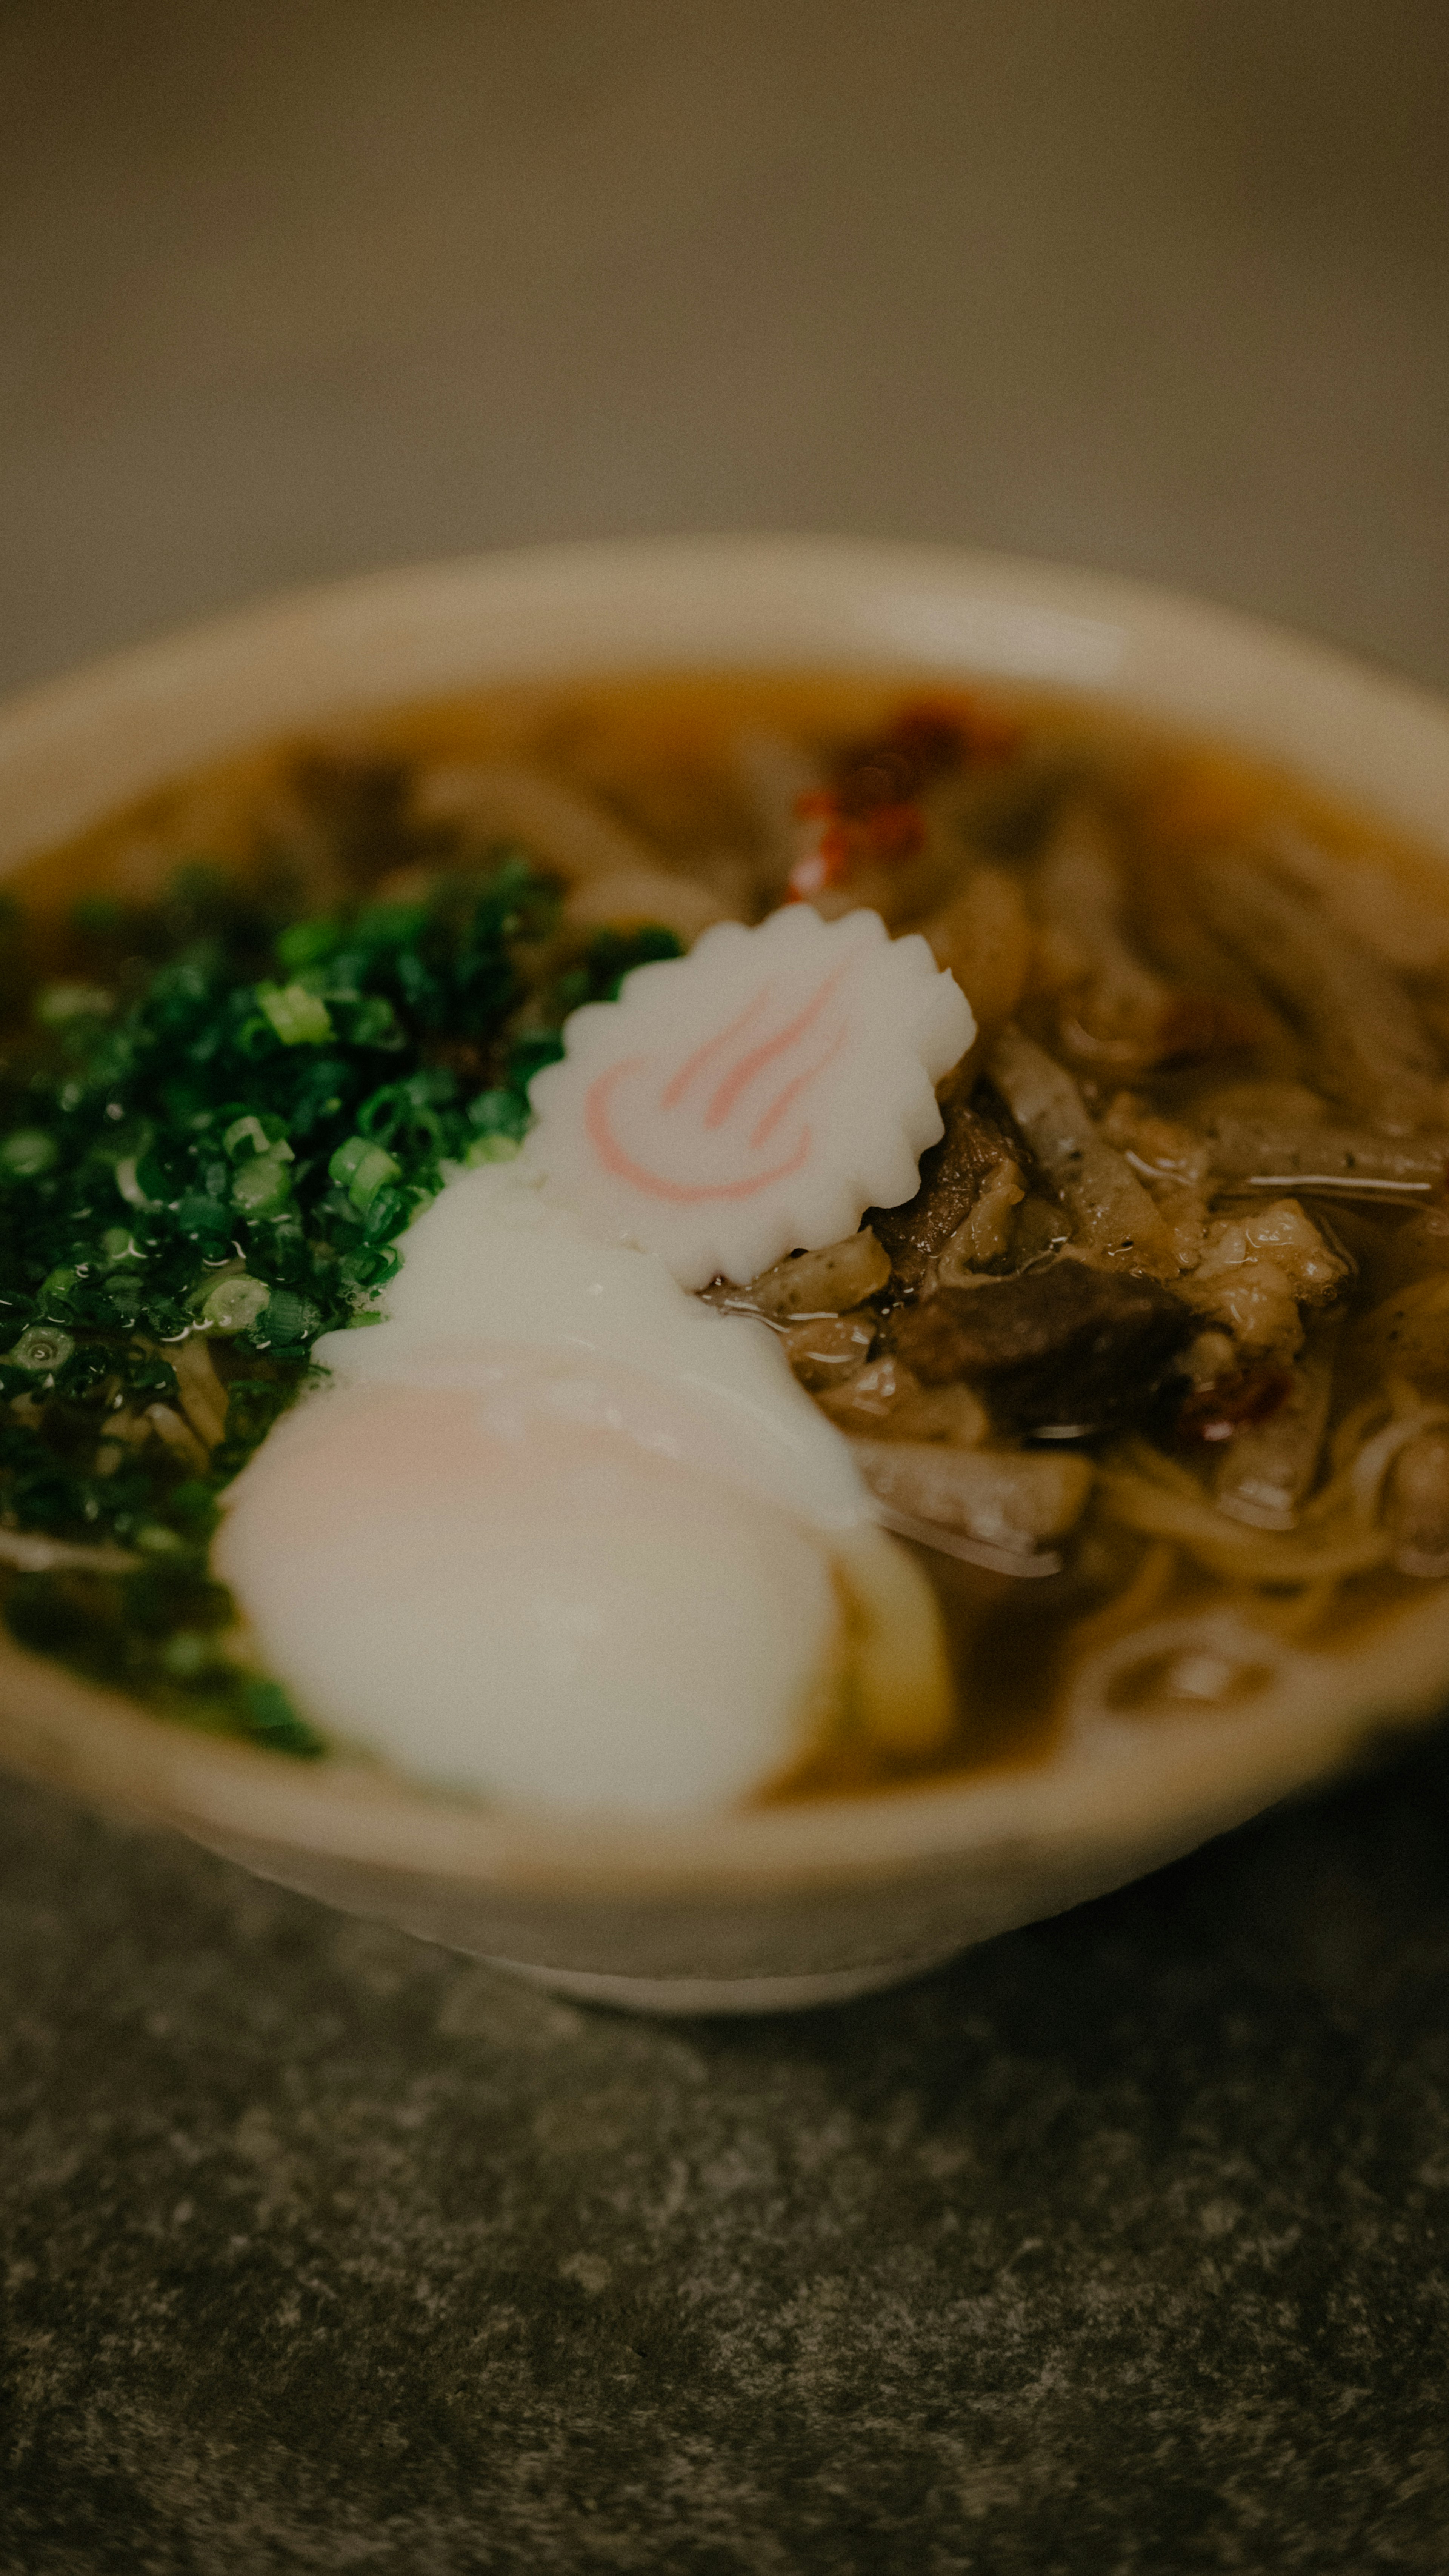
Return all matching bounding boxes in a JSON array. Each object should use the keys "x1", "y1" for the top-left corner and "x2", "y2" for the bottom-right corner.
[{"x1": 2, "y1": 0, "x2": 1447, "y2": 698}]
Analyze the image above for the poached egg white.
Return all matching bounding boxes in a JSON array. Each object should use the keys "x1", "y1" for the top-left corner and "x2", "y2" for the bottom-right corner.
[{"x1": 214, "y1": 1163, "x2": 950, "y2": 1815}]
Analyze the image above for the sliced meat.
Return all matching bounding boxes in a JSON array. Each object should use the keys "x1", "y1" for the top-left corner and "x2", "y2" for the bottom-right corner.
[
  {"x1": 890, "y1": 1259, "x2": 1195, "y2": 1435},
  {"x1": 870, "y1": 1092, "x2": 1016, "y2": 1294},
  {"x1": 1176, "y1": 1198, "x2": 1346, "y2": 1361},
  {"x1": 988, "y1": 1026, "x2": 1177, "y2": 1275}
]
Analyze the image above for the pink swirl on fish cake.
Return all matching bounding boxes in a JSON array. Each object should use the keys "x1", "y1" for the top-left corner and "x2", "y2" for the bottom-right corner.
[{"x1": 584, "y1": 966, "x2": 850, "y2": 1202}]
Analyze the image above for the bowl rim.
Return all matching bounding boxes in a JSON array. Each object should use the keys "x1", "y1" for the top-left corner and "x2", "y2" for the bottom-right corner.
[
  {"x1": 8, "y1": 531, "x2": 1449, "y2": 866},
  {"x1": 3, "y1": 530, "x2": 1449, "y2": 1899}
]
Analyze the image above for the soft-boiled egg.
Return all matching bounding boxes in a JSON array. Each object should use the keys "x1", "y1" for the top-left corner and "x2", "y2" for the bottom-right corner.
[
  {"x1": 217, "y1": 906, "x2": 972, "y2": 1818},
  {"x1": 215, "y1": 1163, "x2": 953, "y2": 1816}
]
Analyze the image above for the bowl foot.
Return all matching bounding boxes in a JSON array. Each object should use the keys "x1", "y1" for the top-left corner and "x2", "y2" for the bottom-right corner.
[{"x1": 483, "y1": 1946, "x2": 963, "y2": 2016}]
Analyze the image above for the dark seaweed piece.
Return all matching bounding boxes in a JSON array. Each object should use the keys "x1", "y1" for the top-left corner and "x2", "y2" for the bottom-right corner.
[
  {"x1": 869, "y1": 1091, "x2": 1017, "y2": 1296},
  {"x1": 889, "y1": 1260, "x2": 1195, "y2": 1436}
]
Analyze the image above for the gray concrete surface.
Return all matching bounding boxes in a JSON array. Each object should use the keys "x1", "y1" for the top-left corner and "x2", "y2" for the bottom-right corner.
[
  {"x1": 2, "y1": 5, "x2": 1449, "y2": 2567},
  {"x1": 4, "y1": 1741, "x2": 1449, "y2": 2573}
]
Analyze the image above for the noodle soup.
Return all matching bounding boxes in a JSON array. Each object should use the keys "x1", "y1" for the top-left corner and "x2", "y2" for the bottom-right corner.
[{"x1": 5, "y1": 670, "x2": 1449, "y2": 1811}]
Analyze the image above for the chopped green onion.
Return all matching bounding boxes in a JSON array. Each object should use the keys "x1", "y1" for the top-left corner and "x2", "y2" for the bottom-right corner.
[
  {"x1": 256, "y1": 981, "x2": 334, "y2": 1046},
  {"x1": 231, "y1": 1143, "x2": 295, "y2": 1215},
  {"x1": 275, "y1": 918, "x2": 341, "y2": 973},
  {"x1": 463, "y1": 1133, "x2": 521, "y2": 1166},
  {"x1": 222, "y1": 1112, "x2": 279, "y2": 1162},
  {"x1": 256, "y1": 1288, "x2": 322, "y2": 1347},
  {"x1": 177, "y1": 1192, "x2": 233, "y2": 1243},
  {"x1": 161, "y1": 1632, "x2": 218, "y2": 1679},
  {"x1": 37, "y1": 1266, "x2": 80, "y2": 1312},
  {"x1": 328, "y1": 1135, "x2": 371, "y2": 1187},
  {"x1": 35, "y1": 983, "x2": 112, "y2": 1026},
  {"x1": 200, "y1": 1275, "x2": 271, "y2": 1332},
  {"x1": 0, "y1": 849, "x2": 585, "y2": 1758},
  {"x1": 358, "y1": 1183, "x2": 405, "y2": 1241},
  {"x1": 508, "y1": 1030, "x2": 567, "y2": 1090},
  {"x1": 347, "y1": 994, "x2": 403, "y2": 1048},
  {"x1": 0, "y1": 1129, "x2": 58, "y2": 1179},
  {"x1": 328, "y1": 1135, "x2": 401, "y2": 1211},
  {"x1": 466, "y1": 1087, "x2": 529, "y2": 1140},
  {"x1": 6, "y1": 1326, "x2": 75, "y2": 1374},
  {"x1": 242, "y1": 1677, "x2": 325, "y2": 1757}
]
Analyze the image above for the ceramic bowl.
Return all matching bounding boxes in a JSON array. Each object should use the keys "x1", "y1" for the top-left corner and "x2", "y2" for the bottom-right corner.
[{"x1": 3, "y1": 536, "x2": 1449, "y2": 2012}]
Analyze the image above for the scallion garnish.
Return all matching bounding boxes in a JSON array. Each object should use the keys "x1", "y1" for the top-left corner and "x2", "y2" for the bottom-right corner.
[{"x1": 0, "y1": 828, "x2": 680, "y2": 1755}]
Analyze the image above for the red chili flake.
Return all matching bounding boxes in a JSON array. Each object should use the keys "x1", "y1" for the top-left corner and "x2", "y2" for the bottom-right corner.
[
  {"x1": 1177, "y1": 1368, "x2": 1293, "y2": 1445},
  {"x1": 786, "y1": 790, "x2": 924, "y2": 900},
  {"x1": 861, "y1": 801, "x2": 926, "y2": 860},
  {"x1": 836, "y1": 694, "x2": 1023, "y2": 805},
  {"x1": 787, "y1": 693, "x2": 1021, "y2": 901}
]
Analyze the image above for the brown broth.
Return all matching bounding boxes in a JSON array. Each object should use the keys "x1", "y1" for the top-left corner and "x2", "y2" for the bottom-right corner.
[{"x1": 7, "y1": 671, "x2": 1449, "y2": 1798}]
